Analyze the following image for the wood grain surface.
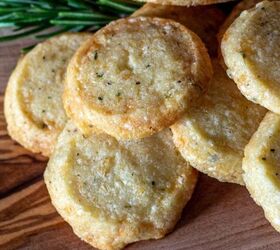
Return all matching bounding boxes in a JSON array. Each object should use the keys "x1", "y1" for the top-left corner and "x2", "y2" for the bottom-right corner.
[{"x1": 0, "y1": 31, "x2": 280, "y2": 250}]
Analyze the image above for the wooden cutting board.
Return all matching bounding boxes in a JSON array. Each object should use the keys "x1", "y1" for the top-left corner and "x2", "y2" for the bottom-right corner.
[{"x1": 1, "y1": 33, "x2": 280, "y2": 250}]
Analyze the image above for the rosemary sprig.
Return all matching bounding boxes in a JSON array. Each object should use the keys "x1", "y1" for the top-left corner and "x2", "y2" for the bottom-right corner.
[{"x1": 0, "y1": 0, "x2": 141, "y2": 49}]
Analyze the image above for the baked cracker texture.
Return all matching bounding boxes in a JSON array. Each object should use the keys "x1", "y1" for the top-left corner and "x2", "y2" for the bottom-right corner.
[
  {"x1": 133, "y1": 3, "x2": 226, "y2": 56},
  {"x1": 44, "y1": 122, "x2": 198, "y2": 250},
  {"x1": 217, "y1": 0, "x2": 270, "y2": 68},
  {"x1": 171, "y1": 60, "x2": 266, "y2": 185},
  {"x1": 4, "y1": 32, "x2": 92, "y2": 156},
  {"x1": 222, "y1": 1, "x2": 280, "y2": 114},
  {"x1": 64, "y1": 17, "x2": 212, "y2": 139},
  {"x1": 243, "y1": 112, "x2": 280, "y2": 233}
]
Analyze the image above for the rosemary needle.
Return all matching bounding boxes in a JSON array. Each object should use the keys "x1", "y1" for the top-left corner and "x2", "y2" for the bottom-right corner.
[{"x1": 0, "y1": 0, "x2": 142, "y2": 49}]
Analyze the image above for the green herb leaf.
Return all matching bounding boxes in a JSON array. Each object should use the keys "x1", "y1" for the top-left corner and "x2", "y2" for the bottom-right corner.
[{"x1": 0, "y1": 0, "x2": 142, "y2": 46}]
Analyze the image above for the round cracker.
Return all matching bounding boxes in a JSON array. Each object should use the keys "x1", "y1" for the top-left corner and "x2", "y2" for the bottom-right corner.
[
  {"x1": 221, "y1": 1, "x2": 280, "y2": 114},
  {"x1": 171, "y1": 60, "x2": 266, "y2": 185},
  {"x1": 44, "y1": 122, "x2": 198, "y2": 250},
  {"x1": 4, "y1": 32, "x2": 92, "y2": 157},
  {"x1": 133, "y1": 3, "x2": 226, "y2": 56},
  {"x1": 132, "y1": 0, "x2": 233, "y2": 7},
  {"x1": 217, "y1": 0, "x2": 266, "y2": 68},
  {"x1": 218, "y1": 0, "x2": 263, "y2": 41},
  {"x1": 65, "y1": 17, "x2": 212, "y2": 139},
  {"x1": 243, "y1": 112, "x2": 280, "y2": 232}
]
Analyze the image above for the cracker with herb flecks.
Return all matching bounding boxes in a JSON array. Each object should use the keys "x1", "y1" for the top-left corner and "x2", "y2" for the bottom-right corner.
[
  {"x1": 217, "y1": 0, "x2": 273, "y2": 69},
  {"x1": 44, "y1": 121, "x2": 198, "y2": 250},
  {"x1": 4, "y1": 32, "x2": 92, "y2": 157},
  {"x1": 171, "y1": 60, "x2": 266, "y2": 185},
  {"x1": 243, "y1": 112, "x2": 280, "y2": 233},
  {"x1": 64, "y1": 17, "x2": 212, "y2": 139},
  {"x1": 221, "y1": 1, "x2": 280, "y2": 114}
]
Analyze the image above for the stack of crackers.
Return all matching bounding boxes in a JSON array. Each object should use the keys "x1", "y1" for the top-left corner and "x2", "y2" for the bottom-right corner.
[{"x1": 4, "y1": 0, "x2": 280, "y2": 249}]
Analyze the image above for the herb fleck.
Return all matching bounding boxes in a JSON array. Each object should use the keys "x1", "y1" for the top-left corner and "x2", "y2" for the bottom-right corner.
[
  {"x1": 177, "y1": 80, "x2": 182, "y2": 83},
  {"x1": 240, "y1": 51, "x2": 246, "y2": 59},
  {"x1": 271, "y1": 149, "x2": 275, "y2": 152},
  {"x1": 136, "y1": 81, "x2": 141, "y2": 85},
  {"x1": 94, "y1": 51, "x2": 98, "y2": 60},
  {"x1": 262, "y1": 157, "x2": 266, "y2": 161},
  {"x1": 260, "y1": 21, "x2": 268, "y2": 26},
  {"x1": 151, "y1": 181, "x2": 156, "y2": 186},
  {"x1": 98, "y1": 96, "x2": 103, "y2": 101},
  {"x1": 210, "y1": 154, "x2": 219, "y2": 162},
  {"x1": 42, "y1": 109, "x2": 46, "y2": 113},
  {"x1": 42, "y1": 56, "x2": 46, "y2": 60},
  {"x1": 107, "y1": 82, "x2": 112, "y2": 85},
  {"x1": 116, "y1": 92, "x2": 121, "y2": 97},
  {"x1": 146, "y1": 64, "x2": 151, "y2": 68},
  {"x1": 48, "y1": 96, "x2": 52, "y2": 99},
  {"x1": 41, "y1": 123, "x2": 47, "y2": 129},
  {"x1": 96, "y1": 72, "x2": 104, "y2": 78}
]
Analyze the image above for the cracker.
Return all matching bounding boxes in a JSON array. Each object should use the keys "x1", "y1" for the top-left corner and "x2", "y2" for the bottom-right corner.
[
  {"x1": 171, "y1": 60, "x2": 266, "y2": 185},
  {"x1": 221, "y1": 1, "x2": 280, "y2": 114},
  {"x1": 44, "y1": 122, "x2": 198, "y2": 250},
  {"x1": 4, "y1": 33, "x2": 92, "y2": 156},
  {"x1": 218, "y1": 0, "x2": 262, "y2": 41},
  {"x1": 218, "y1": 0, "x2": 265, "y2": 68},
  {"x1": 65, "y1": 17, "x2": 212, "y2": 139},
  {"x1": 243, "y1": 112, "x2": 280, "y2": 232}
]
